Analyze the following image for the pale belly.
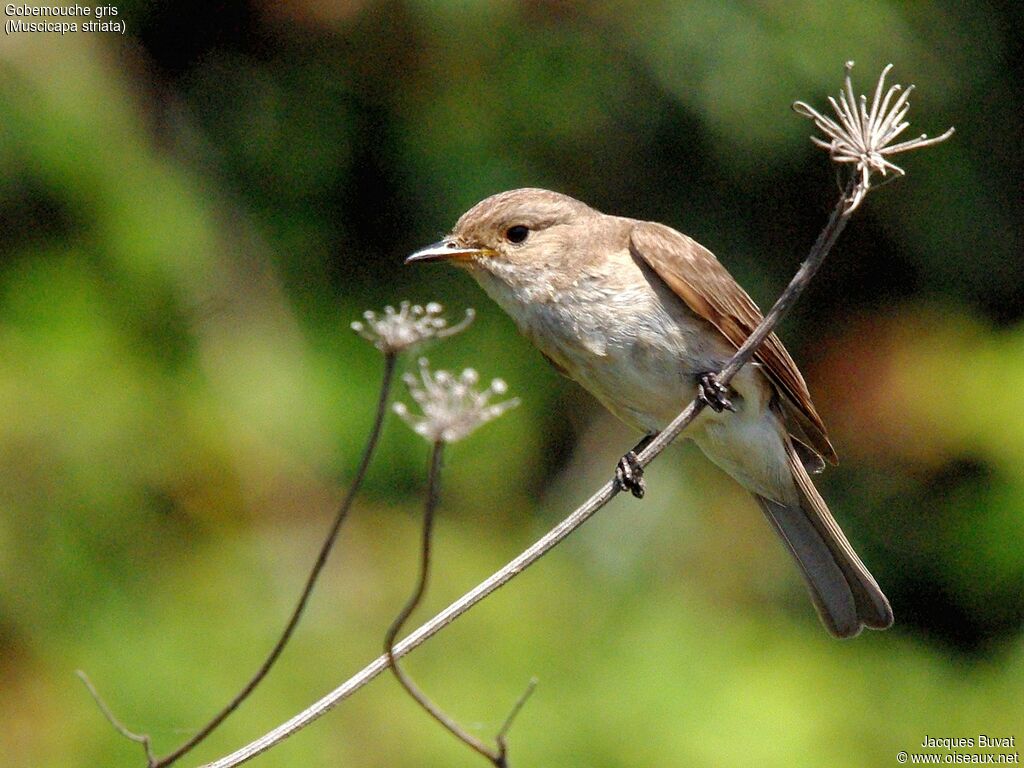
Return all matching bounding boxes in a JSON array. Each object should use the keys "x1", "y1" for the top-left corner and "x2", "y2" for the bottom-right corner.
[
  {"x1": 496, "y1": 281, "x2": 731, "y2": 431},
  {"x1": 495, "y1": 286, "x2": 790, "y2": 501},
  {"x1": 471, "y1": 264, "x2": 796, "y2": 503}
]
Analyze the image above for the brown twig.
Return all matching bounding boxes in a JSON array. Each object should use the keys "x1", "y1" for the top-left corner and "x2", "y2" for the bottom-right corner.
[
  {"x1": 77, "y1": 670, "x2": 157, "y2": 766},
  {"x1": 383, "y1": 441, "x2": 533, "y2": 767},
  {"x1": 637, "y1": 174, "x2": 855, "y2": 465},
  {"x1": 496, "y1": 678, "x2": 538, "y2": 758},
  {"x1": 84, "y1": 352, "x2": 398, "y2": 768}
]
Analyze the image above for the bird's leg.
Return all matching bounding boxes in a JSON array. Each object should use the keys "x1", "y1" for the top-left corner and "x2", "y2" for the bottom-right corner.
[
  {"x1": 697, "y1": 372, "x2": 736, "y2": 413},
  {"x1": 615, "y1": 433, "x2": 656, "y2": 499}
]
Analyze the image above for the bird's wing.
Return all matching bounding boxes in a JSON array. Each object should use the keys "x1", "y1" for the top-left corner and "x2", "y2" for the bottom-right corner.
[{"x1": 629, "y1": 220, "x2": 837, "y2": 465}]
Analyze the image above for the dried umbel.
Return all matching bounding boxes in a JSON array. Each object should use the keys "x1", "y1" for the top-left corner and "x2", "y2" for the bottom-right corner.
[
  {"x1": 793, "y1": 62, "x2": 954, "y2": 212},
  {"x1": 393, "y1": 358, "x2": 520, "y2": 443},
  {"x1": 351, "y1": 301, "x2": 475, "y2": 354}
]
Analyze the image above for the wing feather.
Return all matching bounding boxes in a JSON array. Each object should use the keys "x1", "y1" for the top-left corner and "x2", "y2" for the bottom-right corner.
[{"x1": 629, "y1": 220, "x2": 837, "y2": 464}]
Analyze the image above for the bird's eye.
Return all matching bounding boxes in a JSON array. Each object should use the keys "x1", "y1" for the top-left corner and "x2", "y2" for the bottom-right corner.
[{"x1": 505, "y1": 225, "x2": 529, "y2": 244}]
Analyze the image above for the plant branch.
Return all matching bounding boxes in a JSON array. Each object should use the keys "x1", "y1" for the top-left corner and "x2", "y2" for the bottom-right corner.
[
  {"x1": 496, "y1": 678, "x2": 537, "y2": 757},
  {"x1": 86, "y1": 352, "x2": 398, "y2": 768},
  {"x1": 77, "y1": 671, "x2": 157, "y2": 766},
  {"x1": 155, "y1": 352, "x2": 398, "y2": 766},
  {"x1": 196, "y1": 175, "x2": 863, "y2": 768},
  {"x1": 635, "y1": 174, "x2": 856, "y2": 467},
  {"x1": 383, "y1": 442, "x2": 531, "y2": 767},
  {"x1": 384, "y1": 441, "x2": 511, "y2": 766}
]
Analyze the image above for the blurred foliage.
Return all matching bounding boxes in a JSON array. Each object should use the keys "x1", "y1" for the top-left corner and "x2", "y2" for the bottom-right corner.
[{"x1": 1, "y1": 1, "x2": 1022, "y2": 767}]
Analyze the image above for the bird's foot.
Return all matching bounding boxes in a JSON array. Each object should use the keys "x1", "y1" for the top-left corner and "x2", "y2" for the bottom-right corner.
[
  {"x1": 697, "y1": 372, "x2": 736, "y2": 413},
  {"x1": 615, "y1": 451, "x2": 646, "y2": 499}
]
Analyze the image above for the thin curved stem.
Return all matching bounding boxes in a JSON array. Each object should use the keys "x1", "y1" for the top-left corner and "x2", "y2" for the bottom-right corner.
[
  {"x1": 636, "y1": 174, "x2": 856, "y2": 467},
  {"x1": 383, "y1": 442, "x2": 507, "y2": 765},
  {"x1": 156, "y1": 352, "x2": 398, "y2": 767},
  {"x1": 84, "y1": 352, "x2": 398, "y2": 768},
  {"x1": 495, "y1": 678, "x2": 537, "y2": 761},
  {"x1": 77, "y1": 671, "x2": 157, "y2": 766},
  {"x1": 383, "y1": 443, "x2": 530, "y2": 767},
  {"x1": 199, "y1": 181, "x2": 861, "y2": 768}
]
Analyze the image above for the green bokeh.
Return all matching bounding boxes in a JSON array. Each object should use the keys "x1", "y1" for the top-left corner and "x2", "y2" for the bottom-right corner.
[{"x1": 1, "y1": 2, "x2": 1021, "y2": 767}]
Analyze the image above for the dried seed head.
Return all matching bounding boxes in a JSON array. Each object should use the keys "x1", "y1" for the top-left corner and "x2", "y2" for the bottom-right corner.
[
  {"x1": 793, "y1": 62, "x2": 954, "y2": 212},
  {"x1": 393, "y1": 358, "x2": 520, "y2": 443},
  {"x1": 351, "y1": 301, "x2": 475, "y2": 354}
]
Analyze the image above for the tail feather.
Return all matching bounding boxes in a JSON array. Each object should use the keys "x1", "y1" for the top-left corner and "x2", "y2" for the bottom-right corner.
[{"x1": 755, "y1": 443, "x2": 893, "y2": 638}]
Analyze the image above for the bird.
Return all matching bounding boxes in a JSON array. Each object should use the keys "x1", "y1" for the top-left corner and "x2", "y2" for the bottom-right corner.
[{"x1": 406, "y1": 187, "x2": 893, "y2": 638}]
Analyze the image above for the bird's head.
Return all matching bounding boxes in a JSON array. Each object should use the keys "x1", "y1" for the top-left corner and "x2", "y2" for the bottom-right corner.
[{"x1": 406, "y1": 188, "x2": 598, "y2": 283}]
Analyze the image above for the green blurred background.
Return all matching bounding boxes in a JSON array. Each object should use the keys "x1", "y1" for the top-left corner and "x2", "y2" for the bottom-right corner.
[{"x1": 2, "y1": 2, "x2": 1022, "y2": 766}]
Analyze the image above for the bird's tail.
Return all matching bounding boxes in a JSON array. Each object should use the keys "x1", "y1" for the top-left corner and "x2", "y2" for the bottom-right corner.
[{"x1": 755, "y1": 443, "x2": 893, "y2": 638}]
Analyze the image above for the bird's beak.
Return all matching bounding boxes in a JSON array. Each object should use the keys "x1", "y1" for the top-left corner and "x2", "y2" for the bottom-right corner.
[{"x1": 405, "y1": 239, "x2": 492, "y2": 265}]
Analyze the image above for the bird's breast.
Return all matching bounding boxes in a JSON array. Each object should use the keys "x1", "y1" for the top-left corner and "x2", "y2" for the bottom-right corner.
[{"x1": 472, "y1": 263, "x2": 732, "y2": 432}]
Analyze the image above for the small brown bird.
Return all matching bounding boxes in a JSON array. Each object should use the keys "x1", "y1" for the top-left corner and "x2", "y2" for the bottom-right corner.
[{"x1": 407, "y1": 188, "x2": 892, "y2": 638}]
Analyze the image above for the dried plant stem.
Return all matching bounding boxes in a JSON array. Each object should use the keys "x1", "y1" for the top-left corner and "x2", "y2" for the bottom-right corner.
[
  {"x1": 203, "y1": 477, "x2": 616, "y2": 768},
  {"x1": 197, "y1": 179, "x2": 862, "y2": 768},
  {"x1": 86, "y1": 352, "x2": 398, "y2": 768},
  {"x1": 77, "y1": 671, "x2": 157, "y2": 765},
  {"x1": 637, "y1": 175, "x2": 855, "y2": 465},
  {"x1": 384, "y1": 442, "x2": 519, "y2": 767}
]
